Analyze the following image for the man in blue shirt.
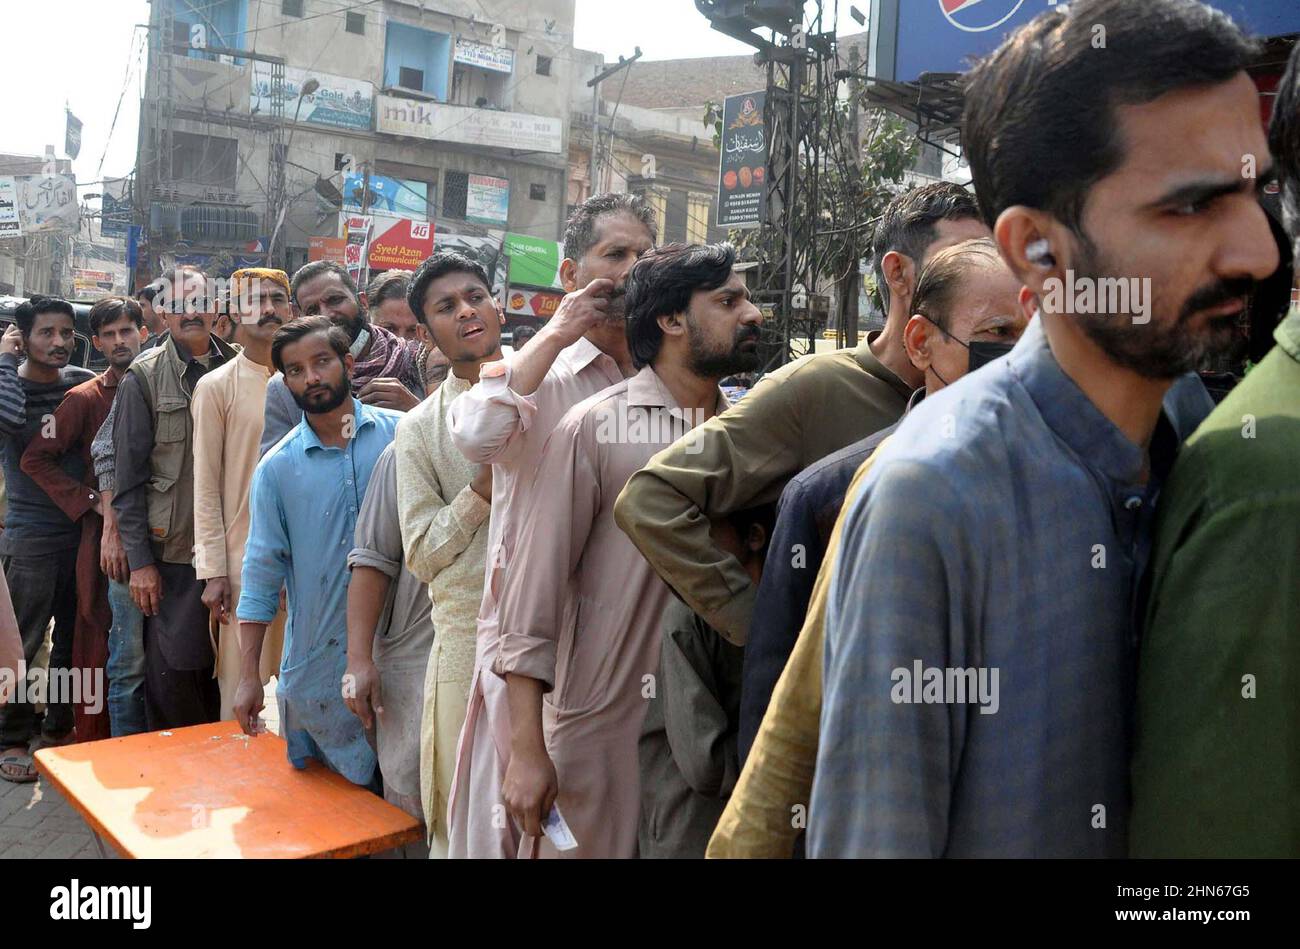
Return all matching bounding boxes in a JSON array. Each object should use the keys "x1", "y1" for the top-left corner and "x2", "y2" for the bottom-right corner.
[
  {"x1": 234, "y1": 316, "x2": 402, "y2": 787},
  {"x1": 811, "y1": 0, "x2": 1278, "y2": 857}
]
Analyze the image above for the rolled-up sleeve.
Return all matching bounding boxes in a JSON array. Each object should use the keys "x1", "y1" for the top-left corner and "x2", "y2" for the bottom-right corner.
[
  {"x1": 810, "y1": 460, "x2": 974, "y2": 858},
  {"x1": 236, "y1": 462, "x2": 288, "y2": 624},
  {"x1": 447, "y1": 360, "x2": 539, "y2": 466},
  {"x1": 111, "y1": 373, "x2": 157, "y2": 571},
  {"x1": 348, "y1": 445, "x2": 402, "y2": 579},
  {"x1": 395, "y1": 411, "x2": 489, "y2": 584},
  {"x1": 614, "y1": 378, "x2": 804, "y2": 645},
  {"x1": 490, "y1": 414, "x2": 598, "y2": 691}
]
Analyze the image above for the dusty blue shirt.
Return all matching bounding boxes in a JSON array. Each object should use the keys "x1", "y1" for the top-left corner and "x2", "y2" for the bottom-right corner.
[
  {"x1": 238, "y1": 398, "x2": 402, "y2": 786},
  {"x1": 810, "y1": 318, "x2": 1212, "y2": 858}
]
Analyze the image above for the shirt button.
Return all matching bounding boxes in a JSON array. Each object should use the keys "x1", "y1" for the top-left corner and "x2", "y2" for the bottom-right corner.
[{"x1": 1125, "y1": 496, "x2": 1142, "y2": 510}]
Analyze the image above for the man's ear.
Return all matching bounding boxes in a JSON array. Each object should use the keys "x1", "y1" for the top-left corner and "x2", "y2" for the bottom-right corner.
[
  {"x1": 138, "y1": 324, "x2": 150, "y2": 343},
  {"x1": 880, "y1": 250, "x2": 914, "y2": 310},
  {"x1": 1018, "y1": 286, "x2": 1039, "y2": 323},
  {"x1": 357, "y1": 291, "x2": 369, "y2": 314},
  {"x1": 559, "y1": 258, "x2": 580, "y2": 293},
  {"x1": 903, "y1": 313, "x2": 931, "y2": 372},
  {"x1": 342, "y1": 352, "x2": 356, "y2": 377},
  {"x1": 994, "y1": 206, "x2": 1065, "y2": 298},
  {"x1": 745, "y1": 522, "x2": 767, "y2": 555},
  {"x1": 658, "y1": 311, "x2": 687, "y2": 340},
  {"x1": 496, "y1": 303, "x2": 506, "y2": 326}
]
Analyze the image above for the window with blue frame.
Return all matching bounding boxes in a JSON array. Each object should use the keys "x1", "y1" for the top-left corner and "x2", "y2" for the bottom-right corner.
[
  {"x1": 384, "y1": 21, "x2": 452, "y2": 100},
  {"x1": 171, "y1": 0, "x2": 247, "y2": 63}
]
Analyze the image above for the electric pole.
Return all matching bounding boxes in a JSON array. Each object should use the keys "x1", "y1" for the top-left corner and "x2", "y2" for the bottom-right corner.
[{"x1": 587, "y1": 48, "x2": 642, "y2": 198}]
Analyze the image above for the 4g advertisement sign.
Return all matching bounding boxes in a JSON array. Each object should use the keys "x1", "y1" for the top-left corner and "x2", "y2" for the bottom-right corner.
[{"x1": 716, "y1": 90, "x2": 767, "y2": 230}]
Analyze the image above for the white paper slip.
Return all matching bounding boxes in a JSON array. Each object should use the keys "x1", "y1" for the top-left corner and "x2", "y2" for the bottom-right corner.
[{"x1": 542, "y1": 805, "x2": 579, "y2": 852}]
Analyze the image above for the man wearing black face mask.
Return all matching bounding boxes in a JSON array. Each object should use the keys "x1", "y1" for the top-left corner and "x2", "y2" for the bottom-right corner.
[{"x1": 713, "y1": 239, "x2": 1026, "y2": 856}]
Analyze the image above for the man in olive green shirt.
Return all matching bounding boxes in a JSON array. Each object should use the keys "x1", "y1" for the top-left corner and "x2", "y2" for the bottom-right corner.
[
  {"x1": 613, "y1": 183, "x2": 989, "y2": 644},
  {"x1": 1130, "y1": 50, "x2": 1300, "y2": 858}
]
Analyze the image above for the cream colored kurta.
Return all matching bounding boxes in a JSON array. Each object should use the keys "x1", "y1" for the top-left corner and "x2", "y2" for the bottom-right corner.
[
  {"x1": 492, "y1": 366, "x2": 727, "y2": 858},
  {"x1": 191, "y1": 351, "x2": 283, "y2": 719},
  {"x1": 394, "y1": 373, "x2": 490, "y2": 857},
  {"x1": 446, "y1": 338, "x2": 623, "y2": 858}
]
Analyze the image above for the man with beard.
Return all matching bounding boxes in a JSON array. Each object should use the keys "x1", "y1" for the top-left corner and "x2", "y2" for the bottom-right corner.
[
  {"x1": 498, "y1": 242, "x2": 762, "y2": 858},
  {"x1": 21, "y1": 297, "x2": 147, "y2": 746},
  {"x1": 259, "y1": 261, "x2": 424, "y2": 455},
  {"x1": 614, "y1": 184, "x2": 986, "y2": 648},
  {"x1": 0, "y1": 297, "x2": 95, "y2": 780},
  {"x1": 1130, "y1": 41, "x2": 1300, "y2": 858},
  {"x1": 234, "y1": 317, "x2": 402, "y2": 787},
  {"x1": 392, "y1": 252, "x2": 505, "y2": 856},
  {"x1": 445, "y1": 192, "x2": 655, "y2": 858},
  {"x1": 809, "y1": 0, "x2": 1274, "y2": 858},
  {"x1": 192, "y1": 269, "x2": 290, "y2": 720},
  {"x1": 112, "y1": 266, "x2": 238, "y2": 729}
]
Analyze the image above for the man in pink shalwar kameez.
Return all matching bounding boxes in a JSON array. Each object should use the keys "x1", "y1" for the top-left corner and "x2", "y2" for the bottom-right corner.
[
  {"x1": 495, "y1": 243, "x2": 763, "y2": 858},
  {"x1": 444, "y1": 194, "x2": 657, "y2": 857}
]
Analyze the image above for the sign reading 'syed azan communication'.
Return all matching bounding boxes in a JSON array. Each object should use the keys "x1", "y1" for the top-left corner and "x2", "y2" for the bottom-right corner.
[
  {"x1": 376, "y1": 95, "x2": 563, "y2": 154},
  {"x1": 366, "y1": 217, "x2": 436, "y2": 271}
]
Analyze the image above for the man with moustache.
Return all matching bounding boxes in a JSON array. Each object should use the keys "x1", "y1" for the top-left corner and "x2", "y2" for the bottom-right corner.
[
  {"x1": 810, "y1": 0, "x2": 1270, "y2": 858},
  {"x1": 234, "y1": 317, "x2": 402, "y2": 785},
  {"x1": 445, "y1": 192, "x2": 656, "y2": 858},
  {"x1": 259, "y1": 261, "x2": 424, "y2": 455},
  {"x1": 392, "y1": 252, "x2": 504, "y2": 856},
  {"x1": 710, "y1": 239, "x2": 1027, "y2": 857},
  {"x1": 498, "y1": 242, "x2": 762, "y2": 858},
  {"x1": 367, "y1": 270, "x2": 421, "y2": 342},
  {"x1": 614, "y1": 183, "x2": 987, "y2": 647},
  {"x1": 0, "y1": 297, "x2": 95, "y2": 778},
  {"x1": 192, "y1": 268, "x2": 290, "y2": 720},
  {"x1": 21, "y1": 297, "x2": 148, "y2": 745},
  {"x1": 113, "y1": 266, "x2": 238, "y2": 729},
  {"x1": 1130, "y1": 41, "x2": 1300, "y2": 858}
]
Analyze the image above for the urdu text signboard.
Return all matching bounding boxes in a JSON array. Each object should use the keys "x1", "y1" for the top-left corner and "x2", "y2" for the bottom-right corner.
[
  {"x1": 0, "y1": 177, "x2": 21, "y2": 239},
  {"x1": 716, "y1": 90, "x2": 767, "y2": 230},
  {"x1": 454, "y1": 39, "x2": 515, "y2": 74},
  {"x1": 376, "y1": 96, "x2": 564, "y2": 154}
]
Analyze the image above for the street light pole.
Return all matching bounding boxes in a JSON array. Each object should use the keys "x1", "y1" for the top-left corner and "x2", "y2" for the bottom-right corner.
[{"x1": 268, "y1": 77, "x2": 320, "y2": 267}]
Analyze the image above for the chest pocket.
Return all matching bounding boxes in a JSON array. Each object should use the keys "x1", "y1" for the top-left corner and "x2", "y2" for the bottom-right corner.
[{"x1": 147, "y1": 395, "x2": 189, "y2": 540}]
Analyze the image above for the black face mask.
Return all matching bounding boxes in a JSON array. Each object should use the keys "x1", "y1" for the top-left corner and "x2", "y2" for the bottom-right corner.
[{"x1": 915, "y1": 314, "x2": 1016, "y2": 386}]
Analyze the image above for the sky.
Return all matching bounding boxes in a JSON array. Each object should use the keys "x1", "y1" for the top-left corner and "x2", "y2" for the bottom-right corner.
[{"x1": 0, "y1": 0, "x2": 841, "y2": 193}]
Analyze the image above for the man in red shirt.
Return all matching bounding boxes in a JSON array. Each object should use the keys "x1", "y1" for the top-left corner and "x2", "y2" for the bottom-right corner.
[{"x1": 22, "y1": 297, "x2": 148, "y2": 742}]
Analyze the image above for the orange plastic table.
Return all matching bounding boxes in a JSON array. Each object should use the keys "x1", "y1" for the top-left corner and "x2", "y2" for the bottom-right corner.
[{"x1": 33, "y1": 721, "x2": 421, "y2": 859}]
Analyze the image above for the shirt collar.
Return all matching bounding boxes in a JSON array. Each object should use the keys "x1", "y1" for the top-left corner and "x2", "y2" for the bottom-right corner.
[
  {"x1": 101, "y1": 365, "x2": 124, "y2": 388},
  {"x1": 302, "y1": 397, "x2": 373, "y2": 452},
  {"x1": 852, "y1": 331, "x2": 915, "y2": 402},
  {"x1": 1006, "y1": 317, "x2": 1146, "y2": 485},
  {"x1": 556, "y1": 336, "x2": 609, "y2": 375},
  {"x1": 626, "y1": 364, "x2": 730, "y2": 416},
  {"x1": 1275, "y1": 304, "x2": 1300, "y2": 364}
]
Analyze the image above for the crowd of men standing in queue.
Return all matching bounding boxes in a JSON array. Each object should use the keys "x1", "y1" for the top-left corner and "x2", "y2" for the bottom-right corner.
[{"x1": 0, "y1": 0, "x2": 1297, "y2": 859}]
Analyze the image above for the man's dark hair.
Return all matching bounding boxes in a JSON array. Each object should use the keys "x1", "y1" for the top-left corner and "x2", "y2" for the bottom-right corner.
[
  {"x1": 871, "y1": 182, "x2": 980, "y2": 310},
  {"x1": 562, "y1": 192, "x2": 658, "y2": 263},
  {"x1": 271, "y1": 315, "x2": 352, "y2": 374},
  {"x1": 367, "y1": 270, "x2": 413, "y2": 313},
  {"x1": 89, "y1": 296, "x2": 145, "y2": 336},
  {"x1": 1270, "y1": 40, "x2": 1300, "y2": 251},
  {"x1": 512, "y1": 325, "x2": 538, "y2": 348},
  {"x1": 911, "y1": 238, "x2": 1004, "y2": 333},
  {"x1": 136, "y1": 283, "x2": 159, "y2": 305},
  {"x1": 963, "y1": 0, "x2": 1260, "y2": 232},
  {"x1": 407, "y1": 252, "x2": 492, "y2": 322},
  {"x1": 624, "y1": 242, "x2": 736, "y2": 369},
  {"x1": 15, "y1": 295, "x2": 76, "y2": 338},
  {"x1": 289, "y1": 260, "x2": 360, "y2": 306}
]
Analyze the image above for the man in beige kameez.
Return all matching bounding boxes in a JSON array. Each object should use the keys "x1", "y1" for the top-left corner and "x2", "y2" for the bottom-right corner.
[
  {"x1": 496, "y1": 242, "x2": 763, "y2": 858},
  {"x1": 395, "y1": 253, "x2": 504, "y2": 857},
  {"x1": 444, "y1": 194, "x2": 656, "y2": 858},
  {"x1": 193, "y1": 268, "x2": 287, "y2": 718}
]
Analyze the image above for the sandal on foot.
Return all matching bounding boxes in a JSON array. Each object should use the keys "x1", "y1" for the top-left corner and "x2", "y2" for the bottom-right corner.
[{"x1": 0, "y1": 748, "x2": 37, "y2": 783}]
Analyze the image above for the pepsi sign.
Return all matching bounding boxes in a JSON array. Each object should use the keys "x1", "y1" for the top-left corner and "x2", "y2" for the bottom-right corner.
[{"x1": 871, "y1": 0, "x2": 1300, "y2": 83}]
